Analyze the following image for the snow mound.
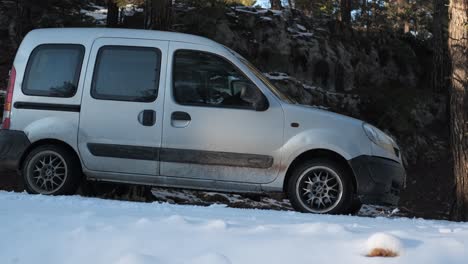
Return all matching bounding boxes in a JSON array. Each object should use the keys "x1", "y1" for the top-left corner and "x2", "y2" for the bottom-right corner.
[
  {"x1": 187, "y1": 252, "x2": 232, "y2": 264},
  {"x1": 161, "y1": 214, "x2": 188, "y2": 225},
  {"x1": 134, "y1": 217, "x2": 151, "y2": 227},
  {"x1": 294, "y1": 222, "x2": 348, "y2": 235},
  {"x1": 202, "y1": 219, "x2": 228, "y2": 230},
  {"x1": 365, "y1": 233, "x2": 403, "y2": 257},
  {"x1": 115, "y1": 253, "x2": 160, "y2": 264}
]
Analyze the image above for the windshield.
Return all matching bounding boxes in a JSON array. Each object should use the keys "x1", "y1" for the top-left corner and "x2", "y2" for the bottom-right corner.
[{"x1": 224, "y1": 47, "x2": 297, "y2": 104}]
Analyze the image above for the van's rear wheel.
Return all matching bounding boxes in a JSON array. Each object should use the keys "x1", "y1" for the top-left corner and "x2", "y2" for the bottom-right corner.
[
  {"x1": 23, "y1": 145, "x2": 81, "y2": 195},
  {"x1": 287, "y1": 159, "x2": 354, "y2": 215}
]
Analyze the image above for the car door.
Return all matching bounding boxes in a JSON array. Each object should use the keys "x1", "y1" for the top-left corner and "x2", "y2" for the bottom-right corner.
[
  {"x1": 78, "y1": 38, "x2": 168, "y2": 175},
  {"x1": 161, "y1": 42, "x2": 284, "y2": 184}
]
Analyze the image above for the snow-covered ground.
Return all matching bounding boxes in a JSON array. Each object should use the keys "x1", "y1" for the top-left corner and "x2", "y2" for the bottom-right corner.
[
  {"x1": 1, "y1": 192, "x2": 467, "y2": 264},
  {"x1": 81, "y1": 4, "x2": 107, "y2": 25},
  {"x1": 81, "y1": 3, "x2": 143, "y2": 25},
  {"x1": 148, "y1": 186, "x2": 399, "y2": 218}
]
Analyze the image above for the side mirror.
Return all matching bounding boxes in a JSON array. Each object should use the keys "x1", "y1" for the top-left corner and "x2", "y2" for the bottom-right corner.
[{"x1": 233, "y1": 81, "x2": 269, "y2": 111}]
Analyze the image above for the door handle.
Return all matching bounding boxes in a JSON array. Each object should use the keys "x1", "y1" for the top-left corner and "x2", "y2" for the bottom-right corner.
[
  {"x1": 171, "y1": 111, "x2": 191, "y2": 128},
  {"x1": 171, "y1": 111, "x2": 191, "y2": 121},
  {"x1": 138, "y1": 110, "x2": 156, "y2": 126}
]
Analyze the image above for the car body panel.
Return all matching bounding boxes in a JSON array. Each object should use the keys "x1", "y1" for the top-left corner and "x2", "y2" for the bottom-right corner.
[
  {"x1": 160, "y1": 41, "x2": 285, "y2": 184},
  {"x1": 77, "y1": 37, "x2": 169, "y2": 176}
]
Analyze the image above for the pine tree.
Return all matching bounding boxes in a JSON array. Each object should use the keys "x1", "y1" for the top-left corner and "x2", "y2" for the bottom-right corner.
[
  {"x1": 340, "y1": 0, "x2": 351, "y2": 24},
  {"x1": 106, "y1": 0, "x2": 119, "y2": 27},
  {"x1": 397, "y1": 0, "x2": 410, "y2": 33},
  {"x1": 145, "y1": 0, "x2": 172, "y2": 30},
  {"x1": 449, "y1": 0, "x2": 468, "y2": 221},
  {"x1": 432, "y1": 0, "x2": 449, "y2": 92}
]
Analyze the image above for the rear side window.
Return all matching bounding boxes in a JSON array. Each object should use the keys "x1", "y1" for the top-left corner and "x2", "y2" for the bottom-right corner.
[
  {"x1": 91, "y1": 46, "x2": 161, "y2": 102},
  {"x1": 23, "y1": 44, "x2": 85, "y2": 97}
]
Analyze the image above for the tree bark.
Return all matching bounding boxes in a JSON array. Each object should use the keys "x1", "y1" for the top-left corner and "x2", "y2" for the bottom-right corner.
[
  {"x1": 449, "y1": 0, "x2": 468, "y2": 221},
  {"x1": 340, "y1": 0, "x2": 351, "y2": 24},
  {"x1": 8, "y1": 18, "x2": 18, "y2": 50},
  {"x1": 432, "y1": 0, "x2": 450, "y2": 92},
  {"x1": 146, "y1": 0, "x2": 172, "y2": 30},
  {"x1": 361, "y1": 0, "x2": 369, "y2": 31},
  {"x1": 397, "y1": 0, "x2": 410, "y2": 33},
  {"x1": 106, "y1": 0, "x2": 119, "y2": 27},
  {"x1": 270, "y1": 0, "x2": 282, "y2": 10},
  {"x1": 144, "y1": 0, "x2": 151, "y2": 28}
]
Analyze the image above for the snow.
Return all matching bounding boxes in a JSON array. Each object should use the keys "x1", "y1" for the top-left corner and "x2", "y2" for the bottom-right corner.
[
  {"x1": 81, "y1": 3, "x2": 142, "y2": 26},
  {"x1": 296, "y1": 24, "x2": 307, "y2": 31},
  {"x1": 225, "y1": 12, "x2": 237, "y2": 18},
  {"x1": 287, "y1": 26, "x2": 313, "y2": 38},
  {"x1": 81, "y1": 4, "x2": 107, "y2": 25},
  {"x1": 296, "y1": 32, "x2": 313, "y2": 37},
  {"x1": 232, "y1": 6, "x2": 282, "y2": 16},
  {"x1": 122, "y1": 4, "x2": 144, "y2": 17},
  {"x1": 232, "y1": 6, "x2": 258, "y2": 14},
  {"x1": 1, "y1": 192, "x2": 468, "y2": 263},
  {"x1": 264, "y1": 72, "x2": 289, "y2": 80},
  {"x1": 365, "y1": 233, "x2": 404, "y2": 256}
]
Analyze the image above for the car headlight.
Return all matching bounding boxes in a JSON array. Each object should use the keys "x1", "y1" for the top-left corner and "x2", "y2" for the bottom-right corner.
[{"x1": 363, "y1": 123, "x2": 396, "y2": 155}]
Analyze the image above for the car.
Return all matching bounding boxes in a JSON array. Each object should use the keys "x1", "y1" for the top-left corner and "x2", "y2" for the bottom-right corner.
[{"x1": 0, "y1": 28, "x2": 405, "y2": 214}]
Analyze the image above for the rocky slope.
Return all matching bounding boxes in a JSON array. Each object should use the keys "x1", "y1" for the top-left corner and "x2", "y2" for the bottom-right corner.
[
  {"x1": 170, "y1": 5, "x2": 452, "y2": 218},
  {"x1": 0, "y1": 3, "x2": 452, "y2": 219}
]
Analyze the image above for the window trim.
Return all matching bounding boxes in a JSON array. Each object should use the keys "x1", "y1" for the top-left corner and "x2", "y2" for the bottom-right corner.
[
  {"x1": 172, "y1": 49, "x2": 269, "y2": 111},
  {"x1": 22, "y1": 44, "x2": 85, "y2": 98},
  {"x1": 91, "y1": 45, "x2": 162, "y2": 103}
]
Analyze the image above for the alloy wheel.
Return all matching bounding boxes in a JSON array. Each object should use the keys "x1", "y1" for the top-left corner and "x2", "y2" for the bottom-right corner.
[
  {"x1": 26, "y1": 150, "x2": 68, "y2": 194},
  {"x1": 295, "y1": 166, "x2": 344, "y2": 213}
]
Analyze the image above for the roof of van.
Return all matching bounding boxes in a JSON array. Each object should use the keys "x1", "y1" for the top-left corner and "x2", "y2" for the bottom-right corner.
[{"x1": 25, "y1": 28, "x2": 223, "y2": 48}]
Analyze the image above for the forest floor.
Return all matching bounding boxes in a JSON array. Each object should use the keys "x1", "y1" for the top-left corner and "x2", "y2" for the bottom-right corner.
[{"x1": 1, "y1": 191, "x2": 467, "y2": 264}]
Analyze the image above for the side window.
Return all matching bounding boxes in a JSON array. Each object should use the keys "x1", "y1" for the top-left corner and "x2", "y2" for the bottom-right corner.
[
  {"x1": 92, "y1": 46, "x2": 161, "y2": 102},
  {"x1": 23, "y1": 44, "x2": 85, "y2": 97},
  {"x1": 173, "y1": 50, "x2": 263, "y2": 109}
]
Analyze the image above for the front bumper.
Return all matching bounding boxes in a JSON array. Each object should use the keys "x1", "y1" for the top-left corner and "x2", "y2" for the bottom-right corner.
[
  {"x1": 349, "y1": 155, "x2": 406, "y2": 206},
  {"x1": 0, "y1": 130, "x2": 31, "y2": 172}
]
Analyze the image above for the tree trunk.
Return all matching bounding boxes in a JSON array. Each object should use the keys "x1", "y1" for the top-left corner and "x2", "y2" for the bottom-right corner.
[
  {"x1": 144, "y1": 0, "x2": 151, "y2": 29},
  {"x1": 397, "y1": 0, "x2": 410, "y2": 33},
  {"x1": 147, "y1": 0, "x2": 172, "y2": 30},
  {"x1": 432, "y1": 0, "x2": 450, "y2": 92},
  {"x1": 106, "y1": 0, "x2": 119, "y2": 27},
  {"x1": 449, "y1": 0, "x2": 468, "y2": 221},
  {"x1": 8, "y1": 18, "x2": 18, "y2": 50},
  {"x1": 270, "y1": 0, "x2": 282, "y2": 10},
  {"x1": 340, "y1": 0, "x2": 351, "y2": 24},
  {"x1": 361, "y1": 0, "x2": 368, "y2": 31}
]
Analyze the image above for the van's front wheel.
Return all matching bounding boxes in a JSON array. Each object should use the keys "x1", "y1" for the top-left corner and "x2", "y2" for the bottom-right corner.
[
  {"x1": 287, "y1": 159, "x2": 354, "y2": 215},
  {"x1": 23, "y1": 145, "x2": 81, "y2": 195}
]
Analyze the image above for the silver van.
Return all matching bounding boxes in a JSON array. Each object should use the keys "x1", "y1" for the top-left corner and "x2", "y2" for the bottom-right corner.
[{"x1": 0, "y1": 28, "x2": 405, "y2": 214}]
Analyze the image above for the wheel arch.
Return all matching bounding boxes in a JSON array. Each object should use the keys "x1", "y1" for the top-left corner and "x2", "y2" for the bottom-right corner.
[
  {"x1": 19, "y1": 139, "x2": 82, "y2": 172},
  {"x1": 283, "y1": 148, "x2": 357, "y2": 193}
]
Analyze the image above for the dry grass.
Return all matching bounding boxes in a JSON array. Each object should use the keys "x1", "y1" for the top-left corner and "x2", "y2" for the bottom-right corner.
[{"x1": 366, "y1": 248, "x2": 399, "y2": 257}]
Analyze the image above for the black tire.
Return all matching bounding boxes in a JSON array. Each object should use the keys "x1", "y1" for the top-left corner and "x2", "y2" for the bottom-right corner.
[
  {"x1": 22, "y1": 144, "x2": 82, "y2": 195},
  {"x1": 287, "y1": 159, "x2": 355, "y2": 215}
]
